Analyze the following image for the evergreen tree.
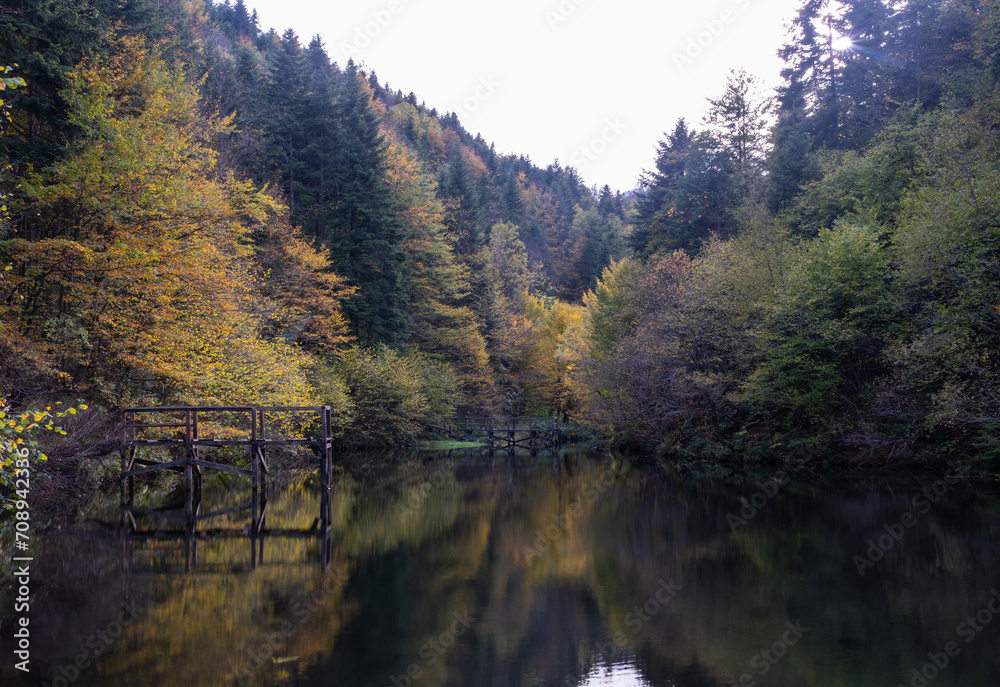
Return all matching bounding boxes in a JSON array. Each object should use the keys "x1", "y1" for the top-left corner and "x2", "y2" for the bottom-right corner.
[
  {"x1": 635, "y1": 120, "x2": 736, "y2": 255},
  {"x1": 260, "y1": 29, "x2": 310, "y2": 217},
  {"x1": 633, "y1": 119, "x2": 690, "y2": 254},
  {"x1": 298, "y1": 35, "x2": 341, "y2": 244},
  {"x1": 0, "y1": 0, "x2": 117, "y2": 166},
  {"x1": 440, "y1": 149, "x2": 486, "y2": 255},
  {"x1": 328, "y1": 60, "x2": 410, "y2": 343},
  {"x1": 777, "y1": 0, "x2": 843, "y2": 147},
  {"x1": 501, "y1": 167, "x2": 527, "y2": 226},
  {"x1": 704, "y1": 69, "x2": 771, "y2": 180},
  {"x1": 766, "y1": 107, "x2": 819, "y2": 216},
  {"x1": 597, "y1": 184, "x2": 624, "y2": 219}
]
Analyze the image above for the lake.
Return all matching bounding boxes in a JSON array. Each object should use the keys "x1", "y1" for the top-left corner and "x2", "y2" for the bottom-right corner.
[{"x1": 3, "y1": 450, "x2": 999, "y2": 687}]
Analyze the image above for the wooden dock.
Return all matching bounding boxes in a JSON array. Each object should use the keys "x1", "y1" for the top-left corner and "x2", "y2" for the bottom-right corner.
[
  {"x1": 119, "y1": 405, "x2": 334, "y2": 572},
  {"x1": 427, "y1": 416, "x2": 559, "y2": 452}
]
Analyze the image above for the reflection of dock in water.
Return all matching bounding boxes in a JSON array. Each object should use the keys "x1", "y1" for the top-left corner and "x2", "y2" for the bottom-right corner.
[
  {"x1": 118, "y1": 406, "x2": 334, "y2": 573},
  {"x1": 119, "y1": 491, "x2": 333, "y2": 574}
]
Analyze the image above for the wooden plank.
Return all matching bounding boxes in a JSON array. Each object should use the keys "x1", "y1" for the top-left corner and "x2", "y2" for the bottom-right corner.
[
  {"x1": 189, "y1": 459, "x2": 253, "y2": 477},
  {"x1": 256, "y1": 439, "x2": 324, "y2": 445},
  {"x1": 256, "y1": 500, "x2": 269, "y2": 531},
  {"x1": 256, "y1": 406, "x2": 328, "y2": 412},
  {"x1": 125, "y1": 440, "x2": 187, "y2": 446},
  {"x1": 126, "y1": 405, "x2": 254, "y2": 412},
  {"x1": 123, "y1": 458, "x2": 191, "y2": 477},
  {"x1": 123, "y1": 527, "x2": 326, "y2": 540},
  {"x1": 126, "y1": 422, "x2": 189, "y2": 429},
  {"x1": 132, "y1": 458, "x2": 164, "y2": 466},
  {"x1": 122, "y1": 439, "x2": 252, "y2": 448}
]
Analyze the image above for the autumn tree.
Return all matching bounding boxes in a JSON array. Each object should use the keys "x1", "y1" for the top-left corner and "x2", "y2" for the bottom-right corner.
[
  {"x1": 0, "y1": 37, "x2": 343, "y2": 407},
  {"x1": 386, "y1": 141, "x2": 497, "y2": 411}
]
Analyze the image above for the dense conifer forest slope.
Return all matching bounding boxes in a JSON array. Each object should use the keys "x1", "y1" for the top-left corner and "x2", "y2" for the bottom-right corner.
[{"x1": 2, "y1": 0, "x2": 1000, "y2": 466}]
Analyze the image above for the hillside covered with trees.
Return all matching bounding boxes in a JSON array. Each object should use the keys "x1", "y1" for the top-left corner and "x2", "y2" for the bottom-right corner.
[{"x1": 2, "y1": 0, "x2": 1000, "y2": 465}]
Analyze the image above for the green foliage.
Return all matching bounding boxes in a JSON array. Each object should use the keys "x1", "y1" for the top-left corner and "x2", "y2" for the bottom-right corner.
[
  {"x1": 704, "y1": 68, "x2": 771, "y2": 175},
  {"x1": 882, "y1": 107, "x2": 1000, "y2": 450},
  {"x1": 327, "y1": 61, "x2": 411, "y2": 344},
  {"x1": 789, "y1": 119, "x2": 928, "y2": 235},
  {"x1": 334, "y1": 345, "x2": 461, "y2": 446},
  {"x1": 0, "y1": 398, "x2": 87, "y2": 509},
  {"x1": 583, "y1": 257, "x2": 647, "y2": 357},
  {"x1": 0, "y1": 64, "x2": 26, "y2": 134},
  {"x1": 745, "y1": 223, "x2": 894, "y2": 422},
  {"x1": 1, "y1": 64, "x2": 25, "y2": 230},
  {"x1": 635, "y1": 120, "x2": 738, "y2": 256},
  {"x1": 570, "y1": 206, "x2": 626, "y2": 295},
  {"x1": 766, "y1": 110, "x2": 819, "y2": 215}
]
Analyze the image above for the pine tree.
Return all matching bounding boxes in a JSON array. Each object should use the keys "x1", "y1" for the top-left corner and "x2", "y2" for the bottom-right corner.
[
  {"x1": 766, "y1": 108, "x2": 819, "y2": 215},
  {"x1": 298, "y1": 35, "x2": 341, "y2": 245},
  {"x1": 440, "y1": 148, "x2": 486, "y2": 255},
  {"x1": 260, "y1": 29, "x2": 310, "y2": 217},
  {"x1": 777, "y1": 0, "x2": 842, "y2": 147},
  {"x1": 634, "y1": 119, "x2": 736, "y2": 255},
  {"x1": 327, "y1": 60, "x2": 410, "y2": 343},
  {"x1": 705, "y1": 69, "x2": 771, "y2": 178},
  {"x1": 633, "y1": 119, "x2": 691, "y2": 254}
]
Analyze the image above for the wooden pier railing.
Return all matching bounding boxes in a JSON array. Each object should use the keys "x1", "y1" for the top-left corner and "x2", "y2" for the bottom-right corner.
[
  {"x1": 427, "y1": 416, "x2": 559, "y2": 451},
  {"x1": 119, "y1": 406, "x2": 334, "y2": 572}
]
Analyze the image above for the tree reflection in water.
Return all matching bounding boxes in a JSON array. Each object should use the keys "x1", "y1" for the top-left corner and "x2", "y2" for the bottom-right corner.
[{"x1": 5, "y1": 452, "x2": 1000, "y2": 687}]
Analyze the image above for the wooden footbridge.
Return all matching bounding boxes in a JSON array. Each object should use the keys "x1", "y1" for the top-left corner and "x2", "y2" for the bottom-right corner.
[
  {"x1": 119, "y1": 406, "x2": 334, "y2": 572},
  {"x1": 427, "y1": 416, "x2": 559, "y2": 452}
]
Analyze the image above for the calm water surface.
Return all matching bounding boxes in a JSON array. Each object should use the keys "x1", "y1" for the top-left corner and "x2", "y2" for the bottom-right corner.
[{"x1": 3, "y1": 451, "x2": 1000, "y2": 687}]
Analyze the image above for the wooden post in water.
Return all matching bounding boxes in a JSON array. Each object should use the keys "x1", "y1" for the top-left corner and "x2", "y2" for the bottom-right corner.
[
  {"x1": 320, "y1": 406, "x2": 331, "y2": 527},
  {"x1": 120, "y1": 411, "x2": 128, "y2": 507},
  {"x1": 318, "y1": 405, "x2": 332, "y2": 571},
  {"x1": 193, "y1": 410, "x2": 202, "y2": 502},
  {"x1": 250, "y1": 408, "x2": 259, "y2": 536},
  {"x1": 184, "y1": 409, "x2": 194, "y2": 515}
]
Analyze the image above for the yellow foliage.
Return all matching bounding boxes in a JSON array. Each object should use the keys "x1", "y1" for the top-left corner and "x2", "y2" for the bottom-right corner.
[
  {"x1": 385, "y1": 141, "x2": 498, "y2": 410},
  {"x1": 253, "y1": 219, "x2": 355, "y2": 357},
  {"x1": 0, "y1": 35, "x2": 345, "y2": 408}
]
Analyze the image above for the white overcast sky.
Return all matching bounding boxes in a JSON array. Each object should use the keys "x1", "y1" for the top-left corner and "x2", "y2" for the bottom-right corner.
[{"x1": 243, "y1": 0, "x2": 804, "y2": 192}]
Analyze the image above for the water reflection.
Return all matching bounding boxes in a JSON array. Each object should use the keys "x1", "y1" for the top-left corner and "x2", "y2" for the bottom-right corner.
[
  {"x1": 119, "y1": 483, "x2": 333, "y2": 574},
  {"x1": 580, "y1": 662, "x2": 650, "y2": 686},
  {"x1": 3, "y1": 452, "x2": 1000, "y2": 687}
]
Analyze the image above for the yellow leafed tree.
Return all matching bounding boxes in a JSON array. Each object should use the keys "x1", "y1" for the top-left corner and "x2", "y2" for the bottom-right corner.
[
  {"x1": 0, "y1": 36, "x2": 348, "y2": 408},
  {"x1": 385, "y1": 141, "x2": 498, "y2": 411}
]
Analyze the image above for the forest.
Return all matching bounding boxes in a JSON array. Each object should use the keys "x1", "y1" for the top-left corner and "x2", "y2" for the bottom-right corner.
[{"x1": 2, "y1": 0, "x2": 1000, "y2": 468}]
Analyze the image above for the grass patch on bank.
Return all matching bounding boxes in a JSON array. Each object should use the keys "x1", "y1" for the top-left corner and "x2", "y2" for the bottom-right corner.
[{"x1": 418, "y1": 440, "x2": 487, "y2": 450}]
